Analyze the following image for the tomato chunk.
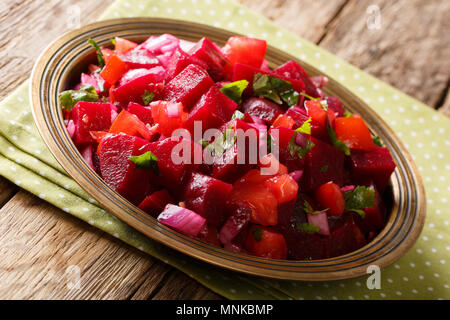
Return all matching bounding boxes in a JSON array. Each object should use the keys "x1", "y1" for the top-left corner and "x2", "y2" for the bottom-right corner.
[
  {"x1": 100, "y1": 55, "x2": 129, "y2": 85},
  {"x1": 305, "y1": 100, "x2": 328, "y2": 126},
  {"x1": 109, "y1": 110, "x2": 154, "y2": 140},
  {"x1": 334, "y1": 117, "x2": 375, "y2": 151},
  {"x1": 264, "y1": 174, "x2": 299, "y2": 204},
  {"x1": 245, "y1": 226, "x2": 287, "y2": 259},
  {"x1": 114, "y1": 37, "x2": 138, "y2": 54},
  {"x1": 150, "y1": 101, "x2": 188, "y2": 136},
  {"x1": 271, "y1": 114, "x2": 295, "y2": 129},
  {"x1": 314, "y1": 182, "x2": 345, "y2": 216},
  {"x1": 222, "y1": 36, "x2": 267, "y2": 70}
]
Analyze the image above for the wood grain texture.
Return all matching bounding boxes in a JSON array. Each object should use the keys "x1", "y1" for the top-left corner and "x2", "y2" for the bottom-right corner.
[{"x1": 0, "y1": 0, "x2": 447, "y2": 300}]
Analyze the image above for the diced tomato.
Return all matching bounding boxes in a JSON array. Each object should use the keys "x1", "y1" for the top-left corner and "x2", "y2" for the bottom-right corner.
[
  {"x1": 100, "y1": 55, "x2": 129, "y2": 85},
  {"x1": 229, "y1": 182, "x2": 278, "y2": 226},
  {"x1": 264, "y1": 174, "x2": 299, "y2": 204},
  {"x1": 150, "y1": 101, "x2": 188, "y2": 136},
  {"x1": 222, "y1": 36, "x2": 267, "y2": 71},
  {"x1": 271, "y1": 114, "x2": 295, "y2": 129},
  {"x1": 305, "y1": 100, "x2": 328, "y2": 126},
  {"x1": 258, "y1": 153, "x2": 288, "y2": 176},
  {"x1": 101, "y1": 48, "x2": 114, "y2": 64},
  {"x1": 109, "y1": 110, "x2": 154, "y2": 140},
  {"x1": 114, "y1": 37, "x2": 138, "y2": 54},
  {"x1": 314, "y1": 182, "x2": 345, "y2": 216},
  {"x1": 334, "y1": 117, "x2": 375, "y2": 151},
  {"x1": 245, "y1": 225, "x2": 287, "y2": 259}
]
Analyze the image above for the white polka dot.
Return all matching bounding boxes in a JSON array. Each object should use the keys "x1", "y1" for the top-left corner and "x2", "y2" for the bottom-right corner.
[
  {"x1": 247, "y1": 289, "x2": 253, "y2": 294},
  {"x1": 348, "y1": 296, "x2": 354, "y2": 300},
  {"x1": 107, "y1": 221, "x2": 112, "y2": 225},
  {"x1": 410, "y1": 262, "x2": 415, "y2": 267},
  {"x1": 428, "y1": 287, "x2": 434, "y2": 291},
  {"x1": 425, "y1": 261, "x2": 431, "y2": 266},
  {"x1": 412, "y1": 289, "x2": 418, "y2": 294},
  {"x1": 63, "y1": 208, "x2": 69, "y2": 212},
  {"x1": 396, "y1": 291, "x2": 402, "y2": 296},
  {"x1": 332, "y1": 296, "x2": 337, "y2": 300},
  {"x1": 88, "y1": 220, "x2": 94, "y2": 225},
  {"x1": 440, "y1": 260, "x2": 446, "y2": 264},
  {"x1": 39, "y1": 194, "x2": 45, "y2": 199},
  {"x1": 419, "y1": 275, "x2": 424, "y2": 280},
  {"x1": 422, "y1": 236, "x2": 428, "y2": 241},
  {"x1": 434, "y1": 273, "x2": 440, "y2": 278},
  {"x1": 316, "y1": 296, "x2": 322, "y2": 300},
  {"x1": 403, "y1": 277, "x2": 408, "y2": 281},
  {"x1": 113, "y1": 233, "x2": 119, "y2": 238},
  {"x1": 380, "y1": 293, "x2": 386, "y2": 298},
  {"x1": 387, "y1": 278, "x2": 393, "y2": 283},
  {"x1": 58, "y1": 194, "x2": 64, "y2": 198},
  {"x1": 82, "y1": 207, "x2": 88, "y2": 212}
]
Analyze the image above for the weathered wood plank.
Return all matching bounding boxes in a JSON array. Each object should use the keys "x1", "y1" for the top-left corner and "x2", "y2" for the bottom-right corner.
[
  {"x1": 237, "y1": 0, "x2": 349, "y2": 43},
  {"x1": 318, "y1": 0, "x2": 450, "y2": 108},
  {"x1": 0, "y1": 177, "x2": 17, "y2": 208}
]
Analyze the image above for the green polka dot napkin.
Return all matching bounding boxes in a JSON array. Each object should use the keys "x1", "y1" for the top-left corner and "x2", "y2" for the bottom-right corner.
[{"x1": 0, "y1": 0, "x2": 449, "y2": 300}]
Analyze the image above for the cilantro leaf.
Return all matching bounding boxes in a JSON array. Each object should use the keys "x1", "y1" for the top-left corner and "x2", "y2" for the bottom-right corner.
[
  {"x1": 252, "y1": 227, "x2": 263, "y2": 241},
  {"x1": 326, "y1": 121, "x2": 350, "y2": 156},
  {"x1": 294, "y1": 118, "x2": 312, "y2": 135},
  {"x1": 288, "y1": 133, "x2": 315, "y2": 159},
  {"x1": 344, "y1": 111, "x2": 353, "y2": 118},
  {"x1": 373, "y1": 136, "x2": 383, "y2": 147},
  {"x1": 299, "y1": 92, "x2": 320, "y2": 101},
  {"x1": 110, "y1": 37, "x2": 116, "y2": 45},
  {"x1": 220, "y1": 80, "x2": 249, "y2": 104},
  {"x1": 142, "y1": 91, "x2": 155, "y2": 106},
  {"x1": 88, "y1": 38, "x2": 105, "y2": 68},
  {"x1": 296, "y1": 223, "x2": 320, "y2": 234},
  {"x1": 128, "y1": 151, "x2": 159, "y2": 175},
  {"x1": 303, "y1": 200, "x2": 329, "y2": 215},
  {"x1": 320, "y1": 165, "x2": 329, "y2": 173},
  {"x1": 58, "y1": 84, "x2": 99, "y2": 110},
  {"x1": 344, "y1": 186, "x2": 375, "y2": 218},
  {"x1": 253, "y1": 73, "x2": 299, "y2": 106},
  {"x1": 231, "y1": 110, "x2": 245, "y2": 120}
]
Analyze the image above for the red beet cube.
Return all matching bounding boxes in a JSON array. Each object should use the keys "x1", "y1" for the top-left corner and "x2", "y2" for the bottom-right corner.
[
  {"x1": 165, "y1": 47, "x2": 208, "y2": 81},
  {"x1": 325, "y1": 216, "x2": 367, "y2": 257},
  {"x1": 273, "y1": 60, "x2": 319, "y2": 98},
  {"x1": 188, "y1": 37, "x2": 230, "y2": 81},
  {"x1": 183, "y1": 172, "x2": 233, "y2": 226},
  {"x1": 325, "y1": 96, "x2": 344, "y2": 117},
  {"x1": 98, "y1": 134, "x2": 154, "y2": 205},
  {"x1": 127, "y1": 102, "x2": 153, "y2": 125},
  {"x1": 184, "y1": 85, "x2": 237, "y2": 135},
  {"x1": 301, "y1": 137, "x2": 345, "y2": 191},
  {"x1": 350, "y1": 147, "x2": 396, "y2": 193},
  {"x1": 285, "y1": 106, "x2": 328, "y2": 141},
  {"x1": 241, "y1": 97, "x2": 284, "y2": 125},
  {"x1": 162, "y1": 64, "x2": 214, "y2": 110},
  {"x1": 71, "y1": 101, "x2": 113, "y2": 145},
  {"x1": 269, "y1": 126, "x2": 306, "y2": 172},
  {"x1": 138, "y1": 189, "x2": 174, "y2": 217}
]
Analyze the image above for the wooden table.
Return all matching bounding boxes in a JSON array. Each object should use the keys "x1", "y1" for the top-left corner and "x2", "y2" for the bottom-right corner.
[{"x1": 0, "y1": 0, "x2": 448, "y2": 299}]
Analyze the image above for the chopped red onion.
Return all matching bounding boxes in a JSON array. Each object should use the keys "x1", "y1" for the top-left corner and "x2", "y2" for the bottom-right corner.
[
  {"x1": 289, "y1": 170, "x2": 304, "y2": 183},
  {"x1": 81, "y1": 145, "x2": 95, "y2": 171},
  {"x1": 341, "y1": 185, "x2": 355, "y2": 193},
  {"x1": 307, "y1": 212, "x2": 330, "y2": 236},
  {"x1": 157, "y1": 204, "x2": 206, "y2": 237},
  {"x1": 66, "y1": 120, "x2": 75, "y2": 138}
]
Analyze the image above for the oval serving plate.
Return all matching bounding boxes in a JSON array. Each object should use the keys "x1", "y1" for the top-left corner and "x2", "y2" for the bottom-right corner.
[{"x1": 30, "y1": 18, "x2": 426, "y2": 281}]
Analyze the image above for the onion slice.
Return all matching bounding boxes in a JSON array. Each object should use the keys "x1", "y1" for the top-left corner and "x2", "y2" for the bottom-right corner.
[
  {"x1": 157, "y1": 204, "x2": 206, "y2": 237},
  {"x1": 307, "y1": 212, "x2": 330, "y2": 236}
]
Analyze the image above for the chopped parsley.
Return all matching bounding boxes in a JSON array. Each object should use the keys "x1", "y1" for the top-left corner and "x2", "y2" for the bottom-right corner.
[
  {"x1": 288, "y1": 133, "x2": 315, "y2": 159},
  {"x1": 299, "y1": 92, "x2": 320, "y2": 101},
  {"x1": 303, "y1": 200, "x2": 329, "y2": 215},
  {"x1": 326, "y1": 121, "x2": 350, "y2": 156},
  {"x1": 294, "y1": 118, "x2": 312, "y2": 135},
  {"x1": 88, "y1": 38, "x2": 105, "y2": 68},
  {"x1": 343, "y1": 186, "x2": 376, "y2": 218},
  {"x1": 252, "y1": 227, "x2": 263, "y2": 241},
  {"x1": 320, "y1": 165, "x2": 329, "y2": 173},
  {"x1": 142, "y1": 90, "x2": 155, "y2": 106},
  {"x1": 296, "y1": 223, "x2": 320, "y2": 235},
  {"x1": 110, "y1": 37, "x2": 116, "y2": 45},
  {"x1": 128, "y1": 151, "x2": 159, "y2": 175},
  {"x1": 253, "y1": 73, "x2": 299, "y2": 106},
  {"x1": 220, "y1": 80, "x2": 249, "y2": 104},
  {"x1": 58, "y1": 84, "x2": 99, "y2": 110},
  {"x1": 373, "y1": 136, "x2": 383, "y2": 147}
]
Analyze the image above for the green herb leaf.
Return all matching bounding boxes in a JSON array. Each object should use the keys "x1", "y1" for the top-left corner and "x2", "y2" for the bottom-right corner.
[
  {"x1": 110, "y1": 37, "x2": 116, "y2": 45},
  {"x1": 373, "y1": 136, "x2": 383, "y2": 147},
  {"x1": 344, "y1": 111, "x2": 353, "y2": 118},
  {"x1": 252, "y1": 227, "x2": 263, "y2": 241},
  {"x1": 326, "y1": 121, "x2": 350, "y2": 156},
  {"x1": 220, "y1": 80, "x2": 249, "y2": 104},
  {"x1": 288, "y1": 133, "x2": 315, "y2": 159},
  {"x1": 296, "y1": 223, "x2": 320, "y2": 234},
  {"x1": 142, "y1": 91, "x2": 155, "y2": 106},
  {"x1": 319, "y1": 99, "x2": 328, "y2": 111},
  {"x1": 88, "y1": 38, "x2": 105, "y2": 68},
  {"x1": 344, "y1": 186, "x2": 376, "y2": 218},
  {"x1": 58, "y1": 84, "x2": 99, "y2": 110},
  {"x1": 299, "y1": 92, "x2": 320, "y2": 101},
  {"x1": 320, "y1": 165, "x2": 329, "y2": 173},
  {"x1": 303, "y1": 200, "x2": 329, "y2": 215},
  {"x1": 129, "y1": 151, "x2": 159, "y2": 175},
  {"x1": 294, "y1": 117, "x2": 312, "y2": 135},
  {"x1": 102, "y1": 96, "x2": 108, "y2": 103},
  {"x1": 253, "y1": 73, "x2": 299, "y2": 106},
  {"x1": 231, "y1": 110, "x2": 245, "y2": 120}
]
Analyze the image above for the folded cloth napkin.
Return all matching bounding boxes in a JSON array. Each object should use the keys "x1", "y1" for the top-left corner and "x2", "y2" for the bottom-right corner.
[{"x1": 0, "y1": 0, "x2": 448, "y2": 300}]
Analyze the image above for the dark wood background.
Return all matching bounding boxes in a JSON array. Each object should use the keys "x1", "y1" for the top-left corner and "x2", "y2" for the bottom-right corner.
[{"x1": 0, "y1": 0, "x2": 448, "y2": 299}]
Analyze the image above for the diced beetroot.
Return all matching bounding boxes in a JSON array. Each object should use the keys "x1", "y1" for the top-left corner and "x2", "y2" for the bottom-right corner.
[
  {"x1": 197, "y1": 223, "x2": 220, "y2": 246},
  {"x1": 350, "y1": 147, "x2": 396, "y2": 193},
  {"x1": 326, "y1": 215, "x2": 367, "y2": 258},
  {"x1": 119, "y1": 46, "x2": 160, "y2": 69},
  {"x1": 138, "y1": 189, "x2": 174, "y2": 217},
  {"x1": 98, "y1": 134, "x2": 154, "y2": 205},
  {"x1": 325, "y1": 96, "x2": 344, "y2": 117},
  {"x1": 165, "y1": 47, "x2": 208, "y2": 81},
  {"x1": 352, "y1": 185, "x2": 386, "y2": 234},
  {"x1": 184, "y1": 85, "x2": 237, "y2": 135},
  {"x1": 232, "y1": 63, "x2": 306, "y2": 96},
  {"x1": 119, "y1": 68, "x2": 162, "y2": 86},
  {"x1": 140, "y1": 137, "x2": 197, "y2": 195},
  {"x1": 188, "y1": 37, "x2": 230, "y2": 81},
  {"x1": 71, "y1": 101, "x2": 114, "y2": 145},
  {"x1": 162, "y1": 64, "x2": 214, "y2": 110},
  {"x1": 219, "y1": 201, "x2": 251, "y2": 245},
  {"x1": 269, "y1": 126, "x2": 305, "y2": 172},
  {"x1": 241, "y1": 97, "x2": 284, "y2": 125},
  {"x1": 112, "y1": 67, "x2": 165, "y2": 108},
  {"x1": 127, "y1": 102, "x2": 153, "y2": 125},
  {"x1": 301, "y1": 137, "x2": 345, "y2": 191},
  {"x1": 211, "y1": 119, "x2": 259, "y2": 183},
  {"x1": 285, "y1": 106, "x2": 328, "y2": 140},
  {"x1": 310, "y1": 75, "x2": 328, "y2": 89},
  {"x1": 273, "y1": 60, "x2": 319, "y2": 98},
  {"x1": 183, "y1": 172, "x2": 232, "y2": 226}
]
